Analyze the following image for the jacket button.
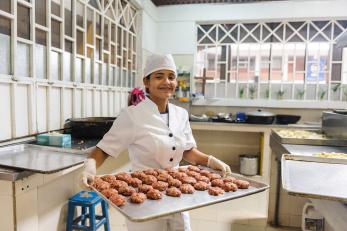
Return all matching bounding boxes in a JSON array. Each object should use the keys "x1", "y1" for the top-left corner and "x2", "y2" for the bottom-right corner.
[
  {"x1": 169, "y1": 133, "x2": 173, "y2": 137},
  {"x1": 169, "y1": 158, "x2": 173, "y2": 162},
  {"x1": 172, "y1": 147, "x2": 176, "y2": 150}
]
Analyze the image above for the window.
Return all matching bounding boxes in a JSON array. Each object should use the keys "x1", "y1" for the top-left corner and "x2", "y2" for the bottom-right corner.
[{"x1": 195, "y1": 20, "x2": 347, "y2": 101}]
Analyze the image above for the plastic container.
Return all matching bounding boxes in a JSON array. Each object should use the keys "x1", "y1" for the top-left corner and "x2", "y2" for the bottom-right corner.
[
  {"x1": 239, "y1": 154, "x2": 259, "y2": 176},
  {"x1": 302, "y1": 202, "x2": 324, "y2": 231}
]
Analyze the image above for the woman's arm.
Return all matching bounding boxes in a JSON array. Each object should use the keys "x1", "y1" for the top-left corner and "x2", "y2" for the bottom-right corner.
[
  {"x1": 183, "y1": 148, "x2": 209, "y2": 166},
  {"x1": 88, "y1": 146, "x2": 109, "y2": 168}
]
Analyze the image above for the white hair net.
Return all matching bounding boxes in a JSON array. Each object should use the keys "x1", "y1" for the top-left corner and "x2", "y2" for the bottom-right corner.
[{"x1": 143, "y1": 54, "x2": 177, "y2": 78}]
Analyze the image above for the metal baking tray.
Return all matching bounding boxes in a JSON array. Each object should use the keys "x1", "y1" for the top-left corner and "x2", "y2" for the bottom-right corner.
[
  {"x1": 92, "y1": 170, "x2": 269, "y2": 222},
  {"x1": 281, "y1": 154, "x2": 347, "y2": 202},
  {"x1": 283, "y1": 153, "x2": 347, "y2": 165},
  {"x1": 0, "y1": 144, "x2": 87, "y2": 173},
  {"x1": 272, "y1": 129, "x2": 347, "y2": 147}
]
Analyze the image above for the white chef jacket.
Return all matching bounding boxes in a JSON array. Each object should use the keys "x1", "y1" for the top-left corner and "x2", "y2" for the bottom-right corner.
[
  {"x1": 97, "y1": 97, "x2": 197, "y2": 171},
  {"x1": 96, "y1": 97, "x2": 195, "y2": 231}
]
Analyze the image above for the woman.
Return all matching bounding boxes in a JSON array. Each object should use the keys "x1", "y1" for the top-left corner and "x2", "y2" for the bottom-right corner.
[{"x1": 81, "y1": 54, "x2": 231, "y2": 231}]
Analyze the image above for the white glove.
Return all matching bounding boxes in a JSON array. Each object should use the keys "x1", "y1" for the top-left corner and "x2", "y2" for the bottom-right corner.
[
  {"x1": 79, "y1": 158, "x2": 96, "y2": 190},
  {"x1": 207, "y1": 155, "x2": 232, "y2": 177}
]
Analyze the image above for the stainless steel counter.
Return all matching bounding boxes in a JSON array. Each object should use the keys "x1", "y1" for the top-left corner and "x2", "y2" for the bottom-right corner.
[
  {"x1": 270, "y1": 133, "x2": 347, "y2": 226},
  {"x1": 0, "y1": 138, "x2": 98, "y2": 181}
]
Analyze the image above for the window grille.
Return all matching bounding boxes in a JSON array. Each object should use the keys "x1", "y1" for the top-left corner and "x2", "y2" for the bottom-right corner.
[
  {"x1": 0, "y1": 0, "x2": 139, "y2": 140},
  {"x1": 195, "y1": 21, "x2": 347, "y2": 102}
]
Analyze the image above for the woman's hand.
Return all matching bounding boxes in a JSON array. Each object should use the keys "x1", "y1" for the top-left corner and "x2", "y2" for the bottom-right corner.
[
  {"x1": 79, "y1": 158, "x2": 96, "y2": 190},
  {"x1": 207, "y1": 155, "x2": 232, "y2": 177}
]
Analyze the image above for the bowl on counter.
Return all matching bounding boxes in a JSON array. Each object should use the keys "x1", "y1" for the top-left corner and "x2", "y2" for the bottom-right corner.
[
  {"x1": 246, "y1": 109, "x2": 275, "y2": 124},
  {"x1": 275, "y1": 114, "x2": 301, "y2": 125}
]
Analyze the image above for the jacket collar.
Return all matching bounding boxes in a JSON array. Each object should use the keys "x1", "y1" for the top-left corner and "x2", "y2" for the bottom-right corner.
[{"x1": 143, "y1": 97, "x2": 174, "y2": 128}]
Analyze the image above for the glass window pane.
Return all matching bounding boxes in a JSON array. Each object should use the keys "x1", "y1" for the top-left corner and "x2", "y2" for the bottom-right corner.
[
  {"x1": 332, "y1": 64, "x2": 342, "y2": 81},
  {"x1": 117, "y1": 27, "x2": 122, "y2": 56},
  {"x1": 111, "y1": 23, "x2": 116, "y2": 42},
  {"x1": 63, "y1": 50, "x2": 72, "y2": 81},
  {"x1": 77, "y1": 30, "x2": 84, "y2": 55},
  {"x1": 50, "y1": 51, "x2": 61, "y2": 80},
  {"x1": 17, "y1": 5, "x2": 30, "y2": 40},
  {"x1": 96, "y1": 38, "x2": 101, "y2": 60},
  {"x1": 16, "y1": 42, "x2": 31, "y2": 77},
  {"x1": 0, "y1": 16, "x2": 11, "y2": 75},
  {"x1": 0, "y1": 15, "x2": 11, "y2": 35},
  {"x1": 65, "y1": 40, "x2": 72, "y2": 53},
  {"x1": 51, "y1": 0, "x2": 61, "y2": 17},
  {"x1": 76, "y1": 0, "x2": 84, "y2": 28},
  {"x1": 0, "y1": 0, "x2": 11, "y2": 13},
  {"x1": 104, "y1": 19, "x2": 109, "y2": 50},
  {"x1": 87, "y1": 9, "x2": 93, "y2": 44},
  {"x1": 35, "y1": 0, "x2": 46, "y2": 26},
  {"x1": 76, "y1": 58, "x2": 82, "y2": 83},
  {"x1": 64, "y1": 0, "x2": 72, "y2": 36},
  {"x1": 51, "y1": 19, "x2": 61, "y2": 48},
  {"x1": 36, "y1": 29, "x2": 46, "y2": 46},
  {"x1": 96, "y1": 14, "x2": 101, "y2": 36},
  {"x1": 333, "y1": 44, "x2": 343, "y2": 61},
  {"x1": 35, "y1": 42, "x2": 46, "y2": 79}
]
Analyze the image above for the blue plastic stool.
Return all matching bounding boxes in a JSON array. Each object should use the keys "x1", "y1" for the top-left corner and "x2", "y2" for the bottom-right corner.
[{"x1": 66, "y1": 191, "x2": 110, "y2": 231}]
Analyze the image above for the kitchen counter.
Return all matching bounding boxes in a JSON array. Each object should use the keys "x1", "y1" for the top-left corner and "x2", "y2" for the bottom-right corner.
[{"x1": 270, "y1": 133, "x2": 347, "y2": 228}]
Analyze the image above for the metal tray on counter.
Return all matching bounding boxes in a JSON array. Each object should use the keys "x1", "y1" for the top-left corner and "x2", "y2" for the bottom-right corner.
[
  {"x1": 0, "y1": 144, "x2": 87, "y2": 173},
  {"x1": 271, "y1": 129, "x2": 347, "y2": 147},
  {"x1": 282, "y1": 153, "x2": 347, "y2": 165},
  {"x1": 281, "y1": 154, "x2": 347, "y2": 202},
  {"x1": 92, "y1": 170, "x2": 269, "y2": 222}
]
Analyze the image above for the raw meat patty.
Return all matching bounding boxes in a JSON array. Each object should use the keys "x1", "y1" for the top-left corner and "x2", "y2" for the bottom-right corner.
[
  {"x1": 211, "y1": 179, "x2": 224, "y2": 187},
  {"x1": 138, "y1": 184, "x2": 153, "y2": 193},
  {"x1": 129, "y1": 192, "x2": 147, "y2": 204},
  {"x1": 146, "y1": 189, "x2": 162, "y2": 200},
  {"x1": 110, "y1": 194, "x2": 126, "y2": 206},
  {"x1": 180, "y1": 184, "x2": 195, "y2": 194},
  {"x1": 101, "y1": 188, "x2": 118, "y2": 198},
  {"x1": 152, "y1": 181, "x2": 169, "y2": 191},
  {"x1": 166, "y1": 187, "x2": 182, "y2": 197},
  {"x1": 168, "y1": 178, "x2": 182, "y2": 188},
  {"x1": 194, "y1": 181, "x2": 209, "y2": 191},
  {"x1": 118, "y1": 186, "x2": 136, "y2": 196},
  {"x1": 128, "y1": 177, "x2": 142, "y2": 188},
  {"x1": 208, "y1": 187, "x2": 224, "y2": 196},
  {"x1": 142, "y1": 175, "x2": 158, "y2": 185}
]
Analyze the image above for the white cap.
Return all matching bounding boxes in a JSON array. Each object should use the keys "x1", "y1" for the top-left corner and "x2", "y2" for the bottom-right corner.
[{"x1": 143, "y1": 54, "x2": 177, "y2": 78}]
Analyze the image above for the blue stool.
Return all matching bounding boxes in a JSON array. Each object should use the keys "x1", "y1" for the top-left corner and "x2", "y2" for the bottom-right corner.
[{"x1": 66, "y1": 191, "x2": 110, "y2": 231}]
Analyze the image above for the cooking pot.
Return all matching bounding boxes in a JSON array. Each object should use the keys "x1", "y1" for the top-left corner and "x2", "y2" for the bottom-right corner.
[
  {"x1": 64, "y1": 117, "x2": 116, "y2": 138},
  {"x1": 275, "y1": 114, "x2": 301, "y2": 125},
  {"x1": 246, "y1": 109, "x2": 275, "y2": 124}
]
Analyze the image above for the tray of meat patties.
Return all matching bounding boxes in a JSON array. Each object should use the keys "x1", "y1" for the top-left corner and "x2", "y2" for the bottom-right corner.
[{"x1": 90, "y1": 165, "x2": 269, "y2": 222}]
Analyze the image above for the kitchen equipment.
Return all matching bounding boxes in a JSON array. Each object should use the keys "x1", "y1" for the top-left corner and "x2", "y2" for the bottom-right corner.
[
  {"x1": 275, "y1": 114, "x2": 301, "y2": 125},
  {"x1": 322, "y1": 111, "x2": 347, "y2": 139},
  {"x1": 271, "y1": 129, "x2": 347, "y2": 147},
  {"x1": 246, "y1": 109, "x2": 275, "y2": 124},
  {"x1": 0, "y1": 144, "x2": 86, "y2": 173},
  {"x1": 92, "y1": 167, "x2": 269, "y2": 222},
  {"x1": 64, "y1": 117, "x2": 116, "y2": 139},
  {"x1": 189, "y1": 114, "x2": 210, "y2": 122},
  {"x1": 302, "y1": 202, "x2": 324, "y2": 231},
  {"x1": 210, "y1": 113, "x2": 233, "y2": 123},
  {"x1": 281, "y1": 154, "x2": 347, "y2": 202},
  {"x1": 235, "y1": 112, "x2": 246, "y2": 123},
  {"x1": 239, "y1": 154, "x2": 259, "y2": 176}
]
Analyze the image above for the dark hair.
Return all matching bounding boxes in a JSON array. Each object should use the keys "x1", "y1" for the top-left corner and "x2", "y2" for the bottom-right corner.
[{"x1": 144, "y1": 75, "x2": 150, "y2": 93}]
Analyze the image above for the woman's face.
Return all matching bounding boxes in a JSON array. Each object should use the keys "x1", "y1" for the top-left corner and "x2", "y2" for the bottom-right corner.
[{"x1": 144, "y1": 70, "x2": 177, "y2": 100}]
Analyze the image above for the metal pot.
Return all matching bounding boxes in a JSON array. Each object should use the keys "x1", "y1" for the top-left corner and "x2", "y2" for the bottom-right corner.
[
  {"x1": 275, "y1": 114, "x2": 301, "y2": 125},
  {"x1": 64, "y1": 117, "x2": 116, "y2": 138},
  {"x1": 246, "y1": 109, "x2": 275, "y2": 124}
]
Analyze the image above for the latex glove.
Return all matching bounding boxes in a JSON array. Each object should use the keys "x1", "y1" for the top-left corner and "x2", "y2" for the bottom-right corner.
[
  {"x1": 79, "y1": 158, "x2": 96, "y2": 190},
  {"x1": 207, "y1": 155, "x2": 232, "y2": 177}
]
